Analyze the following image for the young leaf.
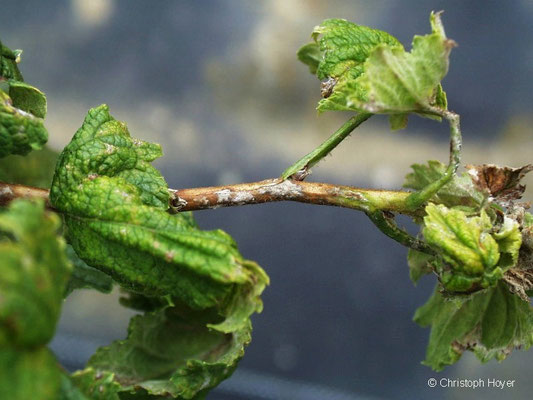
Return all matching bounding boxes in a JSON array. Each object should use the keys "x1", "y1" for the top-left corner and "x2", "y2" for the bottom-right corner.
[
  {"x1": 423, "y1": 204, "x2": 521, "y2": 292},
  {"x1": 0, "y1": 90, "x2": 48, "y2": 158},
  {"x1": 0, "y1": 199, "x2": 71, "y2": 347},
  {"x1": 414, "y1": 283, "x2": 533, "y2": 371},
  {"x1": 305, "y1": 12, "x2": 454, "y2": 123},
  {"x1": 50, "y1": 105, "x2": 268, "y2": 330},
  {"x1": 404, "y1": 160, "x2": 485, "y2": 208},
  {"x1": 81, "y1": 304, "x2": 251, "y2": 399}
]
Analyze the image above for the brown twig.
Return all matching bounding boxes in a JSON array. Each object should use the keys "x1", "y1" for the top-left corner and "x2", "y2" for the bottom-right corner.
[{"x1": 0, "y1": 179, "x2": 420, "y2": 216}]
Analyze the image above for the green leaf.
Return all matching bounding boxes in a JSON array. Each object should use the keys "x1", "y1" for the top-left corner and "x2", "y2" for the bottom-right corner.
[
  {"x1": 8, "y1": 80, "x2": 47, "y2": 118},
  {"x1": 50, "y1": 105, "x2": 268, "y2": 331},
  {"x1": 404, "y1": 160, "x2": 485, "y2": 208},
  {"x1": 64, "y1": 245, "x2": 114, "y2": 297},
  {"x1": 70, "y1": 368, "x2": 121, "y2": 400},
  {"x1": 414, "y1": 283, "x2": 533, "y2": 371},
  {"x1": 407, "y1": 248, "x2": 433, "y2": 284},
  {"x1": 310, "y1": 18, "x2": 402, "y2": 81},
  {"x1": 389, "y1": 113, "x2": 408, "y2": 131},
  {"x1": 423, "y1": 204, "x2": 521, "y2": 292},
  {"x1": 0, "y1": 199, "x2": 71, "y2": 347},
  {"x1": 0, "y1": 347, "x2": 62, "y2": 400},
  {"x1": 0, "y1": 39, "x2": 23, "y2": 81},
  {"x1": 300, "y1": 18, "x2": 401, "y2": 112},
  {"x1": 313, "y1": 12, "x2": 453, "y2": 118},
  {"x1": 0, "y1": 90, "x2": 48, "y2": 158},
  {"x1": 297, "y1": 42, "x2": 322, "y2": 75},
  {"x1": 84, "y1": 304, "x2": 251, "y2": 399}
]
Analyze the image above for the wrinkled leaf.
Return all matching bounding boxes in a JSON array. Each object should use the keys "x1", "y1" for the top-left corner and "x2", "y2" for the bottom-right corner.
[
  {"x1": 404, "y1": 160, "x2": 485, "y2": 208},
  {"x1": 50, "y1": 105, "x2": 268, "y2": 332},
  {"x1": 0, "y1": 199, "x2": 71, "y2": 347},
  {"x1": 350, "y1": 12, "x2": 453, "y2": 114},
  {"x1": 306, "y1": 12, "x2": 453, "y2": 122},
  {"x1": 0, "y1": 90, "x2": 48, "y2": 157},
  {"x1": 0, "y1": 39, "x2": 23, "y2": 81},
  {"x1": 64, "y1": 245, "x2": 113, "y2": 297},
  {"x1": 423, "y1": 204, "x2": 521, "y2": 292},
  {"x1": 414, "y1": 283, "x2": 533, "y2": 371},
  {"x1": 83, "y1": 304, "x2": 250, "y2": 399}
]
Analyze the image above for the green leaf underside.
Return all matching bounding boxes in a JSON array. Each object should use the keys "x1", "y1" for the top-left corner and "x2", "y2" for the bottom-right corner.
[
  {"x1": 304, "y1": 12, "x2": 452, "y2": 121},
  {"x1": 423, "y1": 204, "x2": 521, "y2": 292},
  {"x1": 64, "y1": 245, "x2": 114, "y2": 297},
  {"x1": 0, "y1": 199, "x2": 71, "y2": 399},
  {"x1": 74, "y1": 304, "x2": 250, "y2": 399},
  {"x1": 404, "y1": 160, "x2": 485, "y2": 208},
  {"x1": 407, "y1": 248, "x2": 434, "y2": 284},
  {"x1": 50, "y1": 104, "x2": 268, "y2": 328},
  {"x1": 414, "y1": 283, "x2": 533, "y2": 371}
]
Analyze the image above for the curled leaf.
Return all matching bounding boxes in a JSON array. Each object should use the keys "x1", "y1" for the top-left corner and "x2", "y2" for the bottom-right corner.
[
  {"x1": 81, "y1": 304, "x2": 252, "y2": 399},
  {"x1": 414, "y1": 283, "x2": 533, "y2": 371},
  {"x1": 50, "y1": 105, "x2": 268, "y2": 331},
  {"x1": 423, "y1": 204, "x2": 521, "y2": 292},
  {"x1": 0, "y1": 90, "x2": 48, "y2": 158},
  {"x1": 466, "y1": 163, "x2": 533, "y2": 204}
]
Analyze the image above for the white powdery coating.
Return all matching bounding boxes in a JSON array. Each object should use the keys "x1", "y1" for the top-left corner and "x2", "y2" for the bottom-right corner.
[
  {"x1": 232, "y1": 191, "x2": 254, "y2": 203},
  {"x1": 259, "y1": 180, "x2": 302, "y2": 199},
  {"x1": 0, "y1": 186, "x2": 14, "y2": 196},
  {"x1": 215, "y1": 189, "x2": 232, "y2": 203}
]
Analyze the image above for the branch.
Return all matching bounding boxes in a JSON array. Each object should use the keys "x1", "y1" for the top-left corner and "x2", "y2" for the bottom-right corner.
[
  {"x1": 0, "y1": 182, "x2": 50, "y2": 208},
  {"x1": 0, "y1": 179, "x2": 422, "y2": 216}
]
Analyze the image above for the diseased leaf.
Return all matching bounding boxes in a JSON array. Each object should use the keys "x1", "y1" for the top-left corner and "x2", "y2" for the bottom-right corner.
[
  {"x1": 351, "y1": 12, "x2": 453, "y2": 114},
  {"x1": 301, "y1": 18, "x2": 402, "y2": 112},
  {"x1": 404, "y1": 160, "x2": 485, "y2": 208},
  {"x1": 308, "y1": 12, "x2": 454, "y2": 120},
  {"x1": 414, "y1": 283, "x2": 533, "y2": 371},
  {"x1": 70, "y1": 369, "x2": 120, "y2": 400},
  {"x1": 0, "y1": 39, "x2": 23, "y2": 81},
  {"x1": 85, "y1": 304, "x2": 251, "y2": 399},
  {"x1": 0, "y1": 90, "x2": 48, "y2": 157},
  {"x1": 50, "y1": 105, "x2": 268, "y2": 331},
  {"x1": 466, "y1": 163, "x2": 533, "y2": 205},
  {"x1": 423, "y1": 204, "x2": 521, "y2": 292},
  {"x1": 64, "y1": 245, "x2": 113, "y2": 297},
  {"x1": 0, "y1": 199, "x2": 71, "y2": 347}
]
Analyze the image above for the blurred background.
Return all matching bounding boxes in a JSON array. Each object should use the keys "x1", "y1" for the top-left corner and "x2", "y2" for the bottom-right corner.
[{"x1": 1, "y1": 0, "x2": 533, "y2": 399}]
